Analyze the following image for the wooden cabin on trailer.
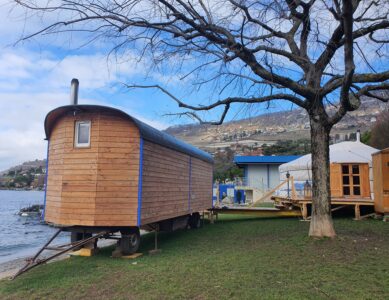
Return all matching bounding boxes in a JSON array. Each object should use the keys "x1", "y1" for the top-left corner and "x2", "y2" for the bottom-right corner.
[
  {"x1": 43, "y1": 103, "x2": 213, "y2": 254},
  {"x1": 372, "y1": 148, "x2": 389, "y2": 217},
  {"x1": 276, "y1": 138, "x2": 379, "y2": 219}
]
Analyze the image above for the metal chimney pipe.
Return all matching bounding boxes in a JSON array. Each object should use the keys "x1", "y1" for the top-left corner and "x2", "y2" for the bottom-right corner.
[
  {"x1": 356, "y1": 129, "x2": 361, "y2": 142},
  {"x1": 70, "y1": 78, "x2": 79, "y2": 105}
]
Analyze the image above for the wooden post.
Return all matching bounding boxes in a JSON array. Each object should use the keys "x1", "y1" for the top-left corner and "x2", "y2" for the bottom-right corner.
[
  {"x1": 302, "y1": 203, "x2": 308, "y2": 220},
  {"x1": 383, "y1": 214, "x2": 388, "y2": 222},
  {"x1": 286, "y1": 176, "x2": 290, "y2": 200},
  {"x1": 210, "y1": 211, "x2": 214, "y2": 224},
  {"x1": 291, "y1": 176, "x2": 296, "y2": 200},
  {"x1": 354, "y1": 204, "x2": 361, "y2": 220}
]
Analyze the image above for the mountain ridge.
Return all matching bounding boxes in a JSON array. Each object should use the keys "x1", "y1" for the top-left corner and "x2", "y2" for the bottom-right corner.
[{"x1": 164, "y1": 98, "x2": 387, "y2": 152}]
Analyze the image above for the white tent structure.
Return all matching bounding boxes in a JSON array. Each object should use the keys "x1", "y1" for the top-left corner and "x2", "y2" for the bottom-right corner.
[{"x1": 278, "y1": 139, "x2": 379, "y2": 198}]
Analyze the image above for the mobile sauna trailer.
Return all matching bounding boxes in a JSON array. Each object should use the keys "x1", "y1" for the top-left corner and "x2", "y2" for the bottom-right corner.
[
  {"x1": 43, "y1": 103, "x2": 213, "y2": 254},
  {"x1": 372, "y1": 148, "x2": 389, "y2": 216}
]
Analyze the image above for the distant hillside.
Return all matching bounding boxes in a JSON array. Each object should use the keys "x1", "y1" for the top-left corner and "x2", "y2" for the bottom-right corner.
[
  {"x1": 165, "y1": 97, "x2": 387, "y2": 153},
  {"x1": 1, "y1": 159, "x2": 46, "y2": 175},
  {"x1": 0, "y1": 159, "x2": 47, "y2": 189}
]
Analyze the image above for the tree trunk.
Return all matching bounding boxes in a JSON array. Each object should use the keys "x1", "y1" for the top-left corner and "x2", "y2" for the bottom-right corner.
[{"x1": 308, "y1": 117, "x2": 336, "y2": 238}]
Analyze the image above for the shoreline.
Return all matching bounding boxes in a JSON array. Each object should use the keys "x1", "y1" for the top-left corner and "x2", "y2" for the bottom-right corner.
[
  {"x1": 0, "y1": 255, "x2": 69, "y2": 280},
  {"x1": 0, "y1": 257, "x2": 31, "y2": 280},
  {"x1": 0, "y1": 239, "x2": 116, "y2": 280}
]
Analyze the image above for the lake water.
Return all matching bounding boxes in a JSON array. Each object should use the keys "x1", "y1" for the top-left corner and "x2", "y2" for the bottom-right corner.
[{"x1": 0, "y1": 190, "x2": 69, "y2": 264}]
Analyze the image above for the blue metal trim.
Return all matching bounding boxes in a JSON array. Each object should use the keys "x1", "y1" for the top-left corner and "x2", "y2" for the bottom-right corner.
[
  {"x1": 212, "y1": 176, "x2": 215, "y2": 208},
  {"x1": 267, "y1": 164, "x2": 270, "y2": 189},
  {"x1": 188, "y1": 157, "x2": 192, "y2": 213},
  {"x1": 137, "y1": 138, "x2": 144, "y2": 226},
  {"x1": 234, "y1": 155, "x2": 301, "y2": 165},
  {"x1": 42, "y1": 141, "x2": 50, "y2": 220}
]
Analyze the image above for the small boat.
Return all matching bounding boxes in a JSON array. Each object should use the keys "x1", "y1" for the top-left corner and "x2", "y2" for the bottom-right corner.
[{"x1": 18, "y1": 204, "x2": 44, "y2": 217}]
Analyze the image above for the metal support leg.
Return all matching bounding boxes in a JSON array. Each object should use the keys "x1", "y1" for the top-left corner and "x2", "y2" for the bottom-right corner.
[
  {"x1": 12, "y1": 230, "x2": 107, "y2": 280},
  {"x1": 149, "y1": 224, "x2": 161, "y2": 255}
]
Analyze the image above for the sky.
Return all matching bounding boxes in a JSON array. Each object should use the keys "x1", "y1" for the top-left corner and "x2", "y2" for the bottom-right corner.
[
  {"x1": 0, "y1": 1, "x2": 387, "y2": 171},
  {"x1": 0, "y1": 1, "x2": 202, "y2": 171},
  {"x1": 0, "y1": 0, "x2": 289, "y2": 171}
]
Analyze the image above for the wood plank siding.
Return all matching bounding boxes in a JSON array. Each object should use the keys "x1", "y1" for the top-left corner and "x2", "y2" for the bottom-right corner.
[
  {"x1": 373, "y1": 149, "x2": 389, "y2": 214},
  {"x1": 45, "y1": 111, "x2": 140, "y2": 226},
  {"x1": 190, "y1": 158, "x2": 213, "y2": 213},
  {"x1": 330, "y1": 164, "x2": 342, "y2": 198},
  {"x1": 45, "y1": 106, "x2": 213, "y2": 228},
  {"x1": 359, "y1": 164, "x2": 371, "y2": 198},
  {"x1": 140, "y1": 141, "x2": 213, "y2": 225}
]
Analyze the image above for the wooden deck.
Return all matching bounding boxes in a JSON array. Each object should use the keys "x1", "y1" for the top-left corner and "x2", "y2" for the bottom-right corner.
[
  {"x1": 208, "y1": 206, "x2": 302, "y2": 222},
  {"x1": 271, "y1": 195, "x2": 374, "y2": 220}
]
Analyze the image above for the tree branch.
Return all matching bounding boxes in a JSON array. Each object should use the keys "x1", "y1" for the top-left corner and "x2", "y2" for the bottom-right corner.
[
  {"x1": 124, "y1": 83, "x2": 308, "y2": 110},
  {"x1": 322, "y1": 70, "x2": 389, "y2": 95}
]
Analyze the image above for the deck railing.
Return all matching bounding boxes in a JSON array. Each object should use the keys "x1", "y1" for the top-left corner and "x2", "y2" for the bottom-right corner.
[
  {"x1": 234, "y1": 177, "x2": 306, "y2": 199},
  {"x1": 234, "y1": 177, "x2": 267, "y2": 191}
]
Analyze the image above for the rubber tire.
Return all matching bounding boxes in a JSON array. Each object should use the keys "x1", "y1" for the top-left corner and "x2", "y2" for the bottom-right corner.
[
  {"x1": 189, "y1": 213, "x2": 201, "y2": 229},
  {"x1": 119, "y1": 228, "x2": 141, "y2": 255}
]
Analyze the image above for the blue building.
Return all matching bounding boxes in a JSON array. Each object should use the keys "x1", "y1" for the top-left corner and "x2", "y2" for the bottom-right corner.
[
  {"x1": 212, "y1": 183, "x2": 246, "y2": 205},
  {"x1": 234, "y1": 155, "x2": 300, "y2": 203}
]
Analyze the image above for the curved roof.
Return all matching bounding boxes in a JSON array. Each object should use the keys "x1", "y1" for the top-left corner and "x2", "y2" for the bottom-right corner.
[{"x1": 44, "y1": 105, "x2": 213, "y2": 163}]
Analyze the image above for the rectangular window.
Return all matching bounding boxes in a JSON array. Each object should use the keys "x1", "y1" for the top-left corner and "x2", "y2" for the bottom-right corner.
[
  {"x1": 352, "y1": 165, "x2": 359, "y2": 174},
  {"x1": 353, "y1": 186, "x2": 361, "y2": 195},
  {"x1": 342, "y1": 176, "x2": 350, "y2": 185},
  {"x1": 341, "y1": 164, "x2": 362, "y2": 197},
  {"x1": 352, "y1": 176, "x2": 360, "y2": 185},
  {"x1": 74, "y1": 121, "x2": 91, "y2": 148},
  {"x1": 342, "y1": 165, "x2": 349, "y2": 174},
  {"x1": 343, "y1": 186, "x2": 350, "y2": 196}
]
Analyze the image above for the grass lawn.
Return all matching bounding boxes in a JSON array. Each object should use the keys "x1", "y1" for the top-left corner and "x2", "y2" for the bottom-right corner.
[{"x1": 0, "y1": 216, "x2": 388, "y2": 299}]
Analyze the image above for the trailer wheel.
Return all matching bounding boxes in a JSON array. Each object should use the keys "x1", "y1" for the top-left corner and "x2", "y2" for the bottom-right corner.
[
  {"x1": 189, "y1": 213, "x2": 201, "y2": 229},
  {"x1": 119, "y1": 228, "x2": 140, "y2": 255}
]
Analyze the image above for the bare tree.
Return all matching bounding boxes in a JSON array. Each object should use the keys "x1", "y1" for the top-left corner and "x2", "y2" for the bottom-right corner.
[
  {"x1": 13, "y1": 0, "x2": 389, "y2": 237},
  {"x1": 370, "y1": 109, "x2": 389, "y2": 149}
]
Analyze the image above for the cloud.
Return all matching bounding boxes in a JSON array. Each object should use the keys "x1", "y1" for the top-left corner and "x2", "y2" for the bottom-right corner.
[
  {"x1": 0, "y1": 49, "x2": 169, "y2": 171},
  {"x1": 0, "y1": 49, "x2": 145, "y2": 91},
  {"x1": 0, "y1": 92, "x2": 66, "y2": 171},
  {"x1": 0, "y1": 91, "x2": 169, "y2": 172}
]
